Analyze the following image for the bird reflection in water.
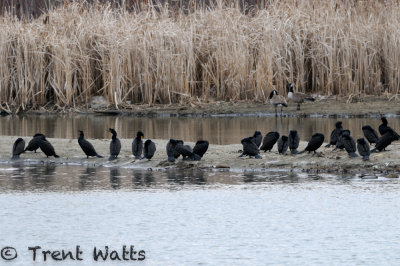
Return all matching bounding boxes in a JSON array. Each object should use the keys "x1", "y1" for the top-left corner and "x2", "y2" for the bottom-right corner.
[
  {"x1": 167, "y1": 169, "x2": 207, "y2": 185},
  {"x1": 11, "y1": 162, "x2": 26, "y2": 190},
  {"x1": 187, "y1": 170, "x2": 206, "y2": 185},
  {"x1": 29, "y1": 164, "x2": 56, "y2": 188},
  {"x1": 110, "y1": 168, "x2": 121, "y2": 189},
  {"x1": 79, "y1": 167, "x2": 97, "y2": 190},
  {"x1": 132, "y1": 170, "x2": 154, "y2": 187}
]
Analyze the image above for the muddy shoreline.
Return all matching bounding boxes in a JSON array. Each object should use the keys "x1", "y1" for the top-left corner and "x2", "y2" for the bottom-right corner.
[
  {"x1": 3, "y1": 136, "x2": 400, "y2": 176},
  {"x1": 5, "y1": 96, "x2": 400, "y2": 118}
]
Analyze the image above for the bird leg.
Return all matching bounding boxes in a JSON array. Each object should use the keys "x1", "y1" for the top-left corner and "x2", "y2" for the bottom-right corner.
[
  {"x1": 297, "y1": 104, "x2": 300, "y2": 111},
  {"x1": 275, "y1": 106, "x2": 278, "y2": 117}
]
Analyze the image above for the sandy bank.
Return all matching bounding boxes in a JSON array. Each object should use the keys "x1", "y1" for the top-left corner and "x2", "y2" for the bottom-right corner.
[{"x1": 3, "y1": 136, "x2": 400, "y2": 175}]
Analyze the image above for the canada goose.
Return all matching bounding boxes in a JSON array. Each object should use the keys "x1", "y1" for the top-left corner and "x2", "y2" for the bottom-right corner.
[
  {"x1": 269, "y1": 90, "x2": 288, "y2": 116},
  {"x1": 287, "y1": 83, "x2": 315, "y2": 110},
  {"x1": 240, "y1": 137, "x2": 262, "y2": 159},
  {"x1": 379, "y1": 117, "x2": 400, "y2": 140},
  {"x1": 277, "y1": 135, "x2": 289, "y2": 155},
  {"x1": 38, "y1": 135, "x2": 59, "y2": 158},
  {"x1": 144, "y1": 139, "x2": 156, "y2": 160},
  {"x1": 78, "y1": 130, "x2": 103, "y2": 158},
  {"x1": 12, "y1": 138, "x2": 25, "y2": 160},
  {"x1": 108, "y1": 128, "x2": 121, "y2": 161},
  {"x1": 193, "y1": 140, "x2": 209, "y2": 159},
  {"x1": 326, "y1": 121, "x2": 343, "y2": 147},
  {"x1": 341, "y1": 131, "x2": 357, "y2": 157},
  {"x1": 260, "y1": 131, "x2": 280, "y2": 152},
  {"x1": 362, "y1": 125, "x2": 379, "y2": 145},
  {"x1": 298, "y1": 133, "x2": 324, "y2": 154},
  {"x1": 357, "y1": 138, "x2": 370, "y2": 160},
  {"x1": 166, "y1": 139, "x2": 183, "y2": 162},
  {"x1": 288, "y1": 130, "x2": 300, "y2": 154},
  {"x1": 132, "y1": 131, "x2": 144, "y2": 159},
  {"x1": 252, "y1": 131, "x2": 262, "y2": 148}
]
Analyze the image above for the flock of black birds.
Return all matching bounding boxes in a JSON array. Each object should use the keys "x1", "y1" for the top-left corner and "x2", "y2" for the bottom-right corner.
[
  {"x1": 11, "y1": 128, "x2": 210, "y2": 163},
  {"x1": 10, "y1": 117, "x2": 398, "y2": 163},
  {"x1": 239, "y1": 117, "x2": 399, "y2": 161}
]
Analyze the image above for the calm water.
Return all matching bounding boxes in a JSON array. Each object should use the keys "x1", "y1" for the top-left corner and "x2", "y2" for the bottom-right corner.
[
  {"x1": 1, "y1": 164, "x2": 400, "y2": 265},
  {"x1": 1, "y1": 114, "x2": 399, "y2": 144}
]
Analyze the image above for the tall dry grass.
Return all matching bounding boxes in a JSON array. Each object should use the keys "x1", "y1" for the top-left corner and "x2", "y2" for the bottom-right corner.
[{"x1": 0, "y1": 0, "x2": 400, "y2": 111}]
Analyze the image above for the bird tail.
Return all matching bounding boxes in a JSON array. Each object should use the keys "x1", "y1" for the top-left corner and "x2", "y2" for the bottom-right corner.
[
  {"x1": 370, "y1": 148, "x2": 377, "y2": 153},
  {"x1": 54, "y1": 154, "x2": 60, "y2": 158},
  {"x1": 96, "y1": 154, "x2": 104, "y2": 158},
  {"x1": 282, "y1": 103, "x2": 288, "y2": 107},
  {"x1": 108, "y1": 155, "x2": 117, "y2": 161},
  {"x1": 11, "y1": 155, "x2": 19, "y2": 160},
  {"x1": 291, "y1": 149, "x2": 298, "y2": 154},
  {"x1": 167, "y1": 156, "x2": 175, "y2": 162},
  {"x1": 349, "y1": 152, "x2": 358, "y2": 158},
  {"x1": 325, "y1": 143, "x2": 331, "y2": 148},
  {"x1": 306, "y1": 97, "x2": 315, "y2": 102},
  {"x1": 297, "y1": 150, "x2": 306, "y2": 154}
]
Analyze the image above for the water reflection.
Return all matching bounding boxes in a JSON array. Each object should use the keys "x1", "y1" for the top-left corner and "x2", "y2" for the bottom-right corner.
[
  {"x1": 1, "y1": 115, "x2": 398, "y2": 145},
  {"x1": 0, "y1": 164, "x2": 398, "y2": 192},
  {"x1": 79, "y1": 167, "x2": 97, "y2": 190},
  {"x1": 110, "y1": 168, "x2": 121, "y2": 189},
  {"x1": 166, "y1": 169, "x2": 207, "y2": 185},
  {"x1": 29, "y1": 164, "x2": 56, "y2": 189},
  {"x1": 132, "y1": 170, "x2": 154, "y2": 188}
]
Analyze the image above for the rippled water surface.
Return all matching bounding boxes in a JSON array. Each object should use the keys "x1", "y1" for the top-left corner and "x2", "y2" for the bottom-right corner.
[
  {"x1": 1, "y1": 164, "x2": 400, "y2": 265},
  {"x1": 1, "y1": 114, "x2": 399, "y2": 144}
]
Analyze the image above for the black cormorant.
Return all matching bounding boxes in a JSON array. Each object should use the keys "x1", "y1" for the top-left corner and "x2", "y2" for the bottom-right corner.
[
  {"x1": 252, "y1": 131, "x2": 262, "y2": 148},
  {"x1": 260, "y1": 131, "x2": 280, "y2": 152},
  {"x1": 172, "y1": 142, "x2": 200, "y2": 161},
  {"x1": 193, "y1": 140, "x2": 209, "y2": 158},
  {"x1": 357, "y1": 138, "x2": 370, "y2": 160},
  {"x1": 108, "y1": 128, "x2": 121, "y2": 161},
  {"x1": 287, "y1": 83, "x2": 315, "y2": 111},
  {"x1": 166, "y1": 139, "x2": 184, "y2": 162},
  {"x1": 288, "y1": 130, "x2": 300, "y2": 154},
  {"x1": 12, "y1": 138, "x2": 25, "y2": 160},
  {"x1": 333, "y1": 129, "x2": 350, "y2": 151},
  {"x1": 298, "y1": 133, "x2": 324, "y2": 154},
  {"x1": 341, "y1": 131, "x2": 357, "y2": 157},
  {"x1": 269, "y1": 90, "x2": 288, "y2": 116},
  {"x1": 362, "y1": 125, "x2": 379, "y2": 145},
  {"x1": 379, "y1": 117, "x2": 399, "y2": 140},
  {"x1": 132, "y1": 131, "x2": 144, "y2": 159},
  {"x1": 38, "y1": 135, "x2": 59, "y2": 158},
  {"x1": 278, "y1": 135, "x2": 289, "y2": 155},
  {"x1": 371, "y1": 131, "x2": 395, "y2": 153},
  {"x1": 24, "y1": 133, "x2": 45, "y2": 153},
  {"x1": 240, "y1": 137, "x2": 262, "y2": 159},
  {"x1": 78, "y1": 130, "x2": 103, "y2": 158},
  {"x1": 326, "y1": 121, "x2": 343, "y2": 147},
  {"x1": 144, "y1": 139, "x2": 156, "y2": 160}
]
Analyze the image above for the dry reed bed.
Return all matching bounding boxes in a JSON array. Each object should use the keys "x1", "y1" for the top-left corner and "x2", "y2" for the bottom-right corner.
[{"x1": 0, "y1": 0, "x2": 400, "y2": 111}]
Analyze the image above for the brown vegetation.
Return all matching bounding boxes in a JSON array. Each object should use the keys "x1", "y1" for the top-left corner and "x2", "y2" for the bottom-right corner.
[{"x1": 0, "y1": 0, "x2": 399, "y2": 112}]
